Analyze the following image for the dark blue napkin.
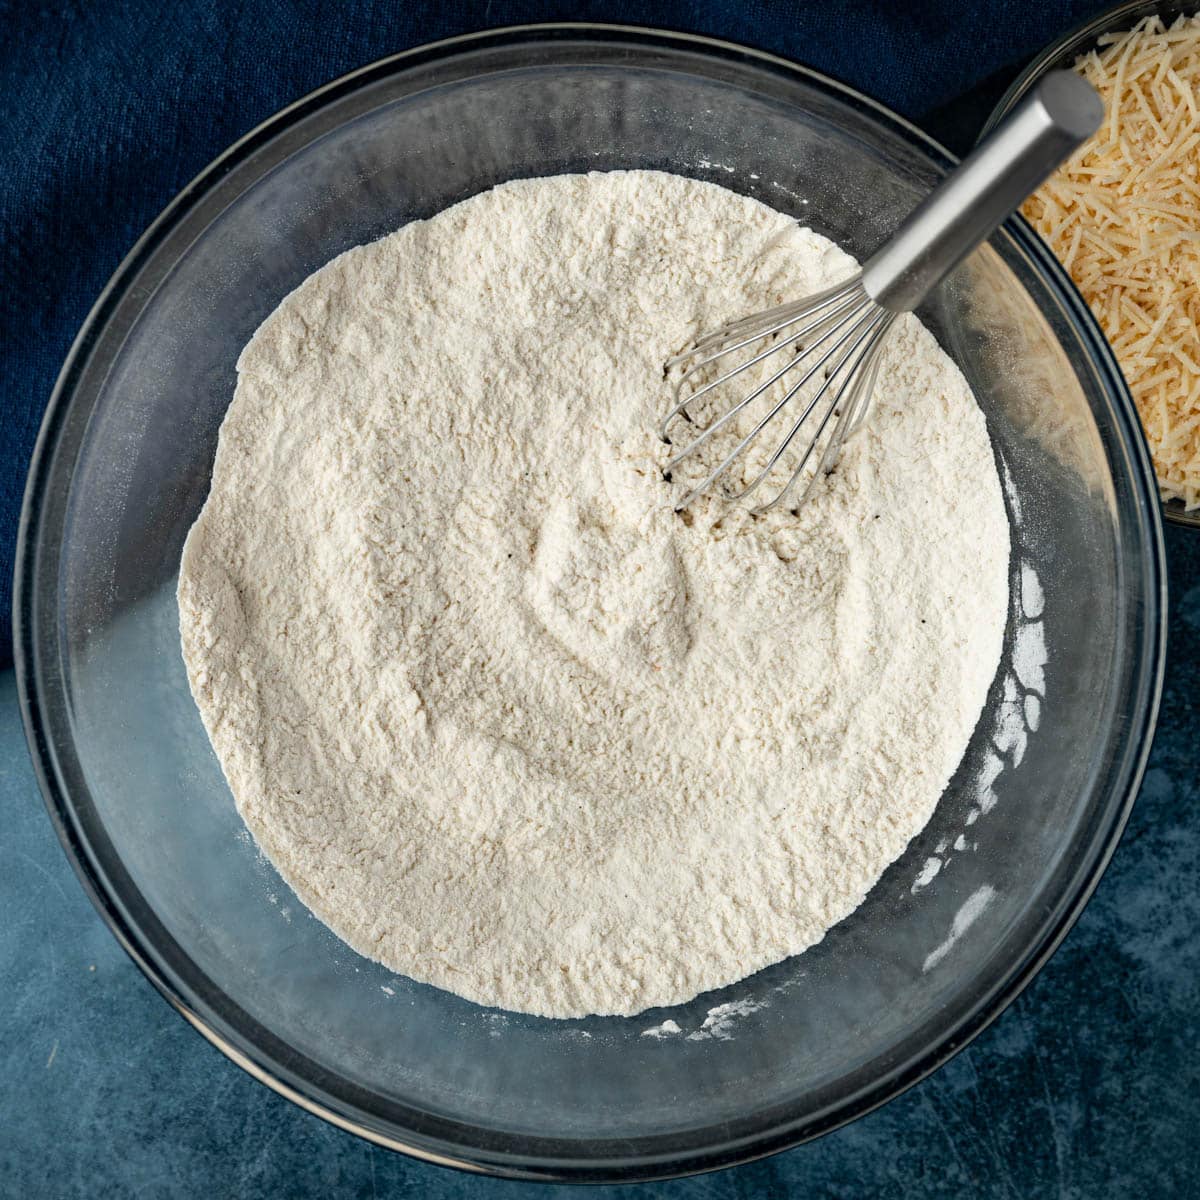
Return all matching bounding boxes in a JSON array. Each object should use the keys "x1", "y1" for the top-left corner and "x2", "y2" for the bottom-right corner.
[{"x1": 0, "y1": 0, "x2": 1108, "y2": 667}]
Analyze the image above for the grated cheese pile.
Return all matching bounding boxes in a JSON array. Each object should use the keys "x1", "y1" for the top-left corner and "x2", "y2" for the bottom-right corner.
[{"x1": 1022, "y1": 13, "x2": 1200, "y2": 510}]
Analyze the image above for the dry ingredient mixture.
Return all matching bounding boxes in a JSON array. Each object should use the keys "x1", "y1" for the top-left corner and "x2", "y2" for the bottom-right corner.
[
  {"x1": 1023, "y1": 12, "x2": 1200, "y2": 509},
  {"x1": 179, "y1": 171, "x2": 1010, "y2": 1019}
]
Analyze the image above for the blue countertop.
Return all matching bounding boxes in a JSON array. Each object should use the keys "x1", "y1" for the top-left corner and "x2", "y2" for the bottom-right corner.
[{"x1": 4, "y1": 1, "x2": 1200, "y2": 1195}]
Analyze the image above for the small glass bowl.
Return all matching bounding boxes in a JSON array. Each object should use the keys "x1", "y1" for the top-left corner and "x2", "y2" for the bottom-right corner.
[{"x1": 983, "y1": 0, "x2": 1200, "y2": 529}]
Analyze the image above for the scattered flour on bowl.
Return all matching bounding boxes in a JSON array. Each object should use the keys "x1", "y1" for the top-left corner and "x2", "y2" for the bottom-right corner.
[
  {"x1": 686, "y1": 999, "x2": 763, "y2": 1042},
  {"x1": 178, "y1": 170, "x2": 1010, "y2": 1019},
  {"x1": 641, "y1": 1020, "x2": 683, "y2": 1040}
]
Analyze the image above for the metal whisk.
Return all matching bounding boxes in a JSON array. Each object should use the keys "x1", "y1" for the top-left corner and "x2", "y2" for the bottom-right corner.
[{"x1": 662, "y1": 71, "x2": 1103, "y2": 514}]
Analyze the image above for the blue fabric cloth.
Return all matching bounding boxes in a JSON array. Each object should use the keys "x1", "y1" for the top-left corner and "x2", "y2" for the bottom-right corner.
[{"x1": 0, "y1": 0, "x2": 1109, "y2": 667}]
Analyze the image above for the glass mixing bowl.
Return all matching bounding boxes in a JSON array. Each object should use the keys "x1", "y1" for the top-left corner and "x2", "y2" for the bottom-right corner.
[
  {"x1": 16, "y1": 25, "x2": 1166, "y2": 1182},
  {"x1": 982, "y1": 0, "x2": 1200, "y2": 530}
]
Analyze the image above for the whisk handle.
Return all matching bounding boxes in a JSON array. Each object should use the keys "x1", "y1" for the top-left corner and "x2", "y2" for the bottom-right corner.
[{"x1": 861, "y1": 71, "x2": 1102, "y2": 313}]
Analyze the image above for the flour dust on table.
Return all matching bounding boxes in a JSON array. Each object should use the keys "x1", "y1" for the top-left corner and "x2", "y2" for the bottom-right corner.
[{"x1": 178, "y1": 170, "x2": 1009, "y2": 1018}]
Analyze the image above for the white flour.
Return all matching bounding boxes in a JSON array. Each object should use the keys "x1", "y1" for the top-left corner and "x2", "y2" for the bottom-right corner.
[{"x1": 178, "y1": 171, "x2": 1010, "y2": 1019}]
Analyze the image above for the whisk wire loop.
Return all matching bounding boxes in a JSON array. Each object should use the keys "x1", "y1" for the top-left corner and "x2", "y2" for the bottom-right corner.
[
  {"x1": 659, "y1": 284, "x2": 865, "y2": 443},
  {"x1": 665, "y1": 279, "x2": 854, "y2": 366},
  {"x1": 668, "y1": 293, "x2": 883, "y2": 512},
  {"x1": 754, "y1": 314, "x2": 894, "y2": 515},
  {"x1": 732, "y1": 308, "x2": 891, "y2": 511},
  {"x1": 658, "y1": 70, "x2": 1104, "y2": 514},
  {"x1": 663, "y1": 287, "x2": 872, "y2": 478}
]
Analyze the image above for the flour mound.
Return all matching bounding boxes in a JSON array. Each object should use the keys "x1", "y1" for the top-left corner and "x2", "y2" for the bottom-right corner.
[{"x1": 179, "y1": 171, "x2": 1009, "y2": 1018}]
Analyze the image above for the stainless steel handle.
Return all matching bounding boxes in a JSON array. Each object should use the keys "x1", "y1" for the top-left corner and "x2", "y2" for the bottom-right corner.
[{"x1": 861, "y1": 71, "x2": 1103, "y2": 313}]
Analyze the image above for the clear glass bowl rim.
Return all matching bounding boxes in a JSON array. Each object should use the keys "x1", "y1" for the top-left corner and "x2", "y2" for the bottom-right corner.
[
  {"x1": 981, "y1": 0, "x2": 1200, "y2": 529},
  {"x1": 13, "y1": 22, "x2": 1168, "y2": 1183}
]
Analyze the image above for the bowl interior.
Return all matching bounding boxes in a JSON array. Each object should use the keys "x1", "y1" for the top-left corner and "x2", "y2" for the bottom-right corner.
[{"x1": 21, "y1": 30, "x2": 1163, "y2": 1179}]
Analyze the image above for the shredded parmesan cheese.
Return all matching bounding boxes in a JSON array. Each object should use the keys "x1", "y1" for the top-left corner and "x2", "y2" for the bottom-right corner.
[{"x1": 1023, "y1": 13, "x2": 1200, "y2": 510}]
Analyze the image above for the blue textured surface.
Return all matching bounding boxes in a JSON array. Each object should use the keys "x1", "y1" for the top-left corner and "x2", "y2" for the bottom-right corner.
[{"x1": 3, "y1": 1, "x2": 1200, "y2": 1196}]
